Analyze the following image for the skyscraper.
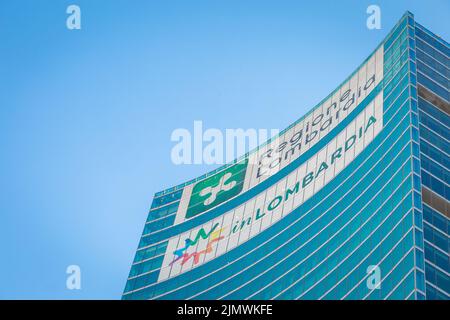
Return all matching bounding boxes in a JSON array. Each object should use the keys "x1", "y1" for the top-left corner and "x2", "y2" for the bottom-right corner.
[{"x1": 123, "y1": 12, "x2": 449, "y2": 300}]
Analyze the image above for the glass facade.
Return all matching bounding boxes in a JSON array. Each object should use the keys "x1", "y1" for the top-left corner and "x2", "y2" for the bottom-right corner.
[
  {"x1": 123, "y1": 12, "x2": 449, "y2": 300},
  {"x1": 414, "y1": 21, "x2": 449, "y2": 300}
]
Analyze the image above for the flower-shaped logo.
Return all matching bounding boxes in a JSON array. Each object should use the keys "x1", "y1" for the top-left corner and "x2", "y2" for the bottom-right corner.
[
  {"x1": 199, "y1": 172, "x2": 237, "y2": 206},
  {"x1": 185, "y1": 159, "x2": 248, "y2": 219}
]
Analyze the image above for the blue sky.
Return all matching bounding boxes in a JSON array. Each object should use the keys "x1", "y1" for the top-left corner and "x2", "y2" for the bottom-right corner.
[{"x1": 0, "y1": 0, "x2": 448, "y2": 299}]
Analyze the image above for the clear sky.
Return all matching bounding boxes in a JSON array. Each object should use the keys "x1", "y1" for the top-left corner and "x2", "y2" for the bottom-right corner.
[{"x1": 0, "y1": 0, "x2": 448, "y2": 299}]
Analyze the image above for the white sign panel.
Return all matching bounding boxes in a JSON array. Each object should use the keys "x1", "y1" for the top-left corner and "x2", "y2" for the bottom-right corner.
[{"x1": 158, "y1": 46, "x2": 384, "y2": 282}]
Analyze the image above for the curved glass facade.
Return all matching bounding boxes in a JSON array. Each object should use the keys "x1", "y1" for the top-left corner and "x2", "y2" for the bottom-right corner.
[{"x1": 123, "y1": 12, "x2": 449, "y2": 300}]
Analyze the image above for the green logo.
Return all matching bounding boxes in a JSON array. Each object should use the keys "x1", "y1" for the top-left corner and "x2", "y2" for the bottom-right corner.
[{"x1": 186, "y1": 159, "x2": 248, "y2": 219}]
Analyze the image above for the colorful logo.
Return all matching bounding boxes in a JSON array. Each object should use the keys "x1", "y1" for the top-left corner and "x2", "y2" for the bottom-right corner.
[
  {"x1": 170, "y1": 223, "x2": 226, "y2": 266},
  {"x1": 185, "y1": 159, "x2": 248, "y2": 219}
]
